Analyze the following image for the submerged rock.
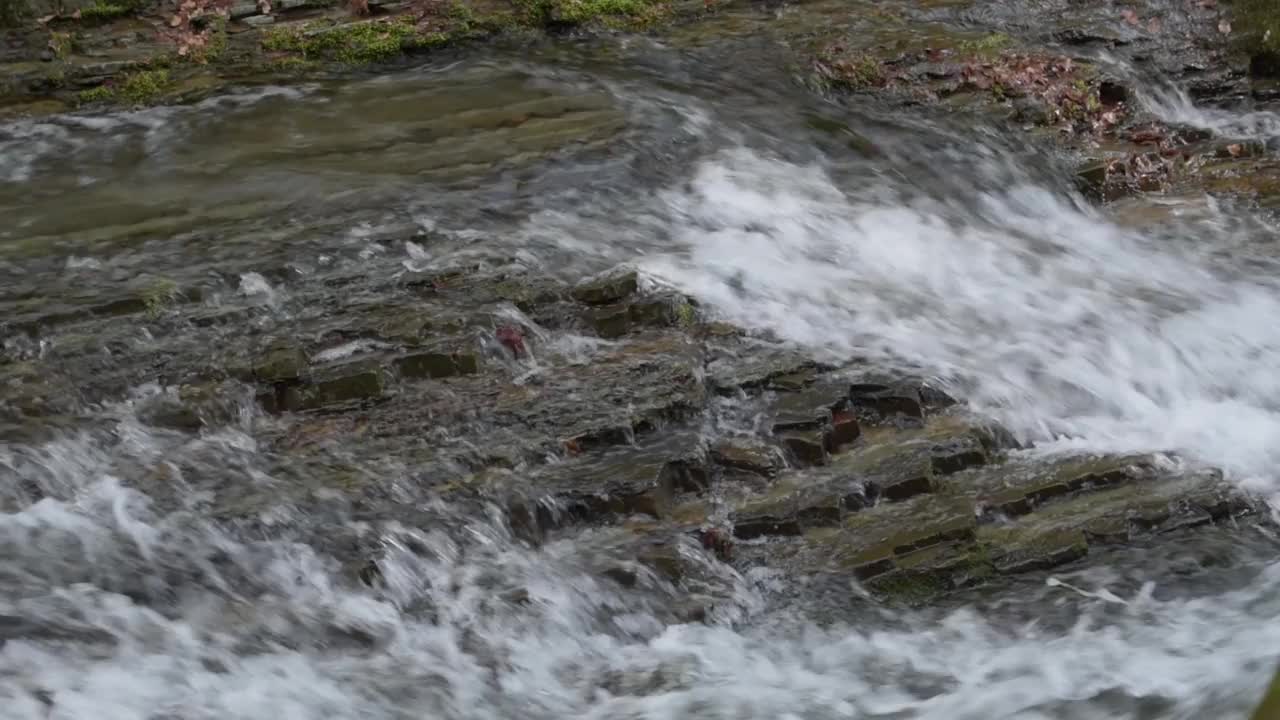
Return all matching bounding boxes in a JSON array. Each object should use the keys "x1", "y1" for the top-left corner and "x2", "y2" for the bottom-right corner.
[
  {"x1": 572, "y1": 268, "x2": 639, "y2": 305},
  {"x1": 395, "y1": 350, "x2": 480, "y2": 379},
  {"x1": 711, "y1": 441, "x2": 780, "y2": 477},
  {"x1": 253, "y1": 344, "x2": 309, "y2": 383},
  {"x1": 736, "y1": 447, "x2": 1257, "y2": 606}
]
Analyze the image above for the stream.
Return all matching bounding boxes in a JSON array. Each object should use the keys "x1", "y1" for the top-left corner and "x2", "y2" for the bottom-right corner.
[{"x1": 4, "y1": 27, "x2": 1280, "y2": 720}]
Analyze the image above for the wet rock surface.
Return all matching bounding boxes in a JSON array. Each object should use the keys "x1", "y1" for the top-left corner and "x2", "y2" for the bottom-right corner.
[
  {"x1": 5, "y1": 2, "x2": 1280, "y2": 717},
  {"x1": 2, "y1": 242, "x2": 1267, "y2": 613}
]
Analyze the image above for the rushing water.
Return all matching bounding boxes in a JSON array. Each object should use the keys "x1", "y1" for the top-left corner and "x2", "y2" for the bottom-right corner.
[{"x1": 4, "y1": 31, "x2": 1280, "y2": 720}]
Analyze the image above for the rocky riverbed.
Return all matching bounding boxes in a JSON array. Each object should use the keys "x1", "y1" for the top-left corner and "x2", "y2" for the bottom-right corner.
[{"x1": 5, "y1": 0, "x2": 1280, "y2": 718}]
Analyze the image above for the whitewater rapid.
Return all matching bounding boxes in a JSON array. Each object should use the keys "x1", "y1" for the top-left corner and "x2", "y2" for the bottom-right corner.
[{"x1": 4, "y1": 50, "x2": 1280, "y2": 720}]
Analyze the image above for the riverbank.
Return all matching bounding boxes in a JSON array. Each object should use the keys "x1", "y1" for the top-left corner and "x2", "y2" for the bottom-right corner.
[{"x1": 0, "y1": 0, "x2": 721, "y2": 117}]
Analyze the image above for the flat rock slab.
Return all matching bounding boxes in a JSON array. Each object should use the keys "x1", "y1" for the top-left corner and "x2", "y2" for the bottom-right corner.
[{"x1": 738, "y1": 450, "x2": 1258, "y2": 605}]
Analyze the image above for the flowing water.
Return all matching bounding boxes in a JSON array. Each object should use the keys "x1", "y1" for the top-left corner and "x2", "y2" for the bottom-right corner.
[{"x1": 4, "y1": 28, "x2": 1280, "y2": 720}]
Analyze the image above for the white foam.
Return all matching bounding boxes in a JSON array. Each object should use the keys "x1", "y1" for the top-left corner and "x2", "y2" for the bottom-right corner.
[
  {"x1": 1137, "y1": 83, "x2": 1280, "y2": 141},
  {"x1": 630, "y1": 146, "x2": 1280, "y2": 489}
]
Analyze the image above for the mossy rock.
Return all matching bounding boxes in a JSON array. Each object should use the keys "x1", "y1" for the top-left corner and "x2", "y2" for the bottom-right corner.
[
  {"x1": 395, "y1": 350, "x2": 479, "y2": 379},
  {"x1": 572, "y1": 268, "x2": 639, "y2": 305},
  {"x1": 295, "y1": 368, "x2": 387, "y2": 409},
  {"x1": 1235, "y1": 0, "x2": 1280, "y2": 65},
  {"x1": 585, "y1": 303, "x2": 631, "y2": 338},
  {"x1": 262, "y1": 17, "x2": 450, "y2": 64},
  {"x1": 80, "y1": 0, "x2": 145, "y2": 22},
  {"x1": 522, "y1": 0, "x2": 669, "y2": 29},
  {"x1": 77, "y1": 69, "x2": 173, "y2": 107},
  {"x1": 253, "y1": 344, "x2": 310, "y2": 383}
]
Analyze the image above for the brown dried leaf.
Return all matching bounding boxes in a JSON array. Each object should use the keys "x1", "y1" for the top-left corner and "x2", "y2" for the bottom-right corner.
[
  {"x1": 1227, "y1": 143, "x2": 1244, "y2": 157},
  {"x1": 36, "y1": 12, "x2": 55, "y2": 23},
  {"x1": 1219, "y1": 19, "x2": 1231, "y2": 34},
  {"x1": 1121, "y1": 8, "x2": 1140, "y2": 26},
  {"x1": 70, "y1": 8, "x2": 81, "y2": 18},
  {"x1": 169, "y1": 14, "x2": 183, "y2": 26},
  {"x1": 1147, "y1": 16, "x2": 1161, "y2": 32}
]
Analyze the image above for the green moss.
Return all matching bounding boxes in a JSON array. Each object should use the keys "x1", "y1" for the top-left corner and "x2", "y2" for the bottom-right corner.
[
  {"x1": 268, "y1": 55, "x2": 315, "y2": 72},
  {"x1": 834, "y1": 55, "x2": 885, "y2": 90},
  {"x1": 674, "y1": 300, "x2": 695, "y2": 328},
  {"x1": 448, "y1": 0, "x2": 475, "y2": 25},
  {"x1": 49, "y1": 32, "x2": 73, "y2": 60},
  {"x1": 191, "y1": 18, "x2": 228, "y2": 63},
  {"x1": 140, "y1": 277, "x2": 179, "y2": 318},
  {"x1": 81, "y1": 0, "x2": 141, "y2": 20},
  {"x1": 262, "y1": 25, "x2": 299, "y2": 51},
  {"x1": 518, "y1": 0, "x2": 665, "y2": 27},
  {"x1": 118, "y1": 69, "x2": 171, "y2": 104},
  {"x1": 561, "y1": 0, "x2": 660, "y2": 23},
  {"x1": 263, "y1": 17, "x2": 428, "y2": 64},
  {"x1": 74, "y1": 69, "x2": 169, "y2": 108},
  {"x1": 77, "y1": 84, "x2": 114, "y2": 105},
  {"x1": 866, "y1": 570, "x2": 948, "y2": 605},
  {"x1": 959, "y1": 32, "x2": 1011, "y2": 56},
  {"x1": 1235, "y1": 0, "x2": 1280, "y2": 55}
]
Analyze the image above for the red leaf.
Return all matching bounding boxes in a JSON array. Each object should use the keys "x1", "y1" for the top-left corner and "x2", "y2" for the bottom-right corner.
[
  {"x1": 496, "y1": 325, "x2": 526, "y2": 357},
  {"x1": 699, "y1": 528, "x2": 733, "y2": 561}
]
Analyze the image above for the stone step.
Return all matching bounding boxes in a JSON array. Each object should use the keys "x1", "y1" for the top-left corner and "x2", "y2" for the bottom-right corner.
[{"x1": 736, "y1": 451, "x2": 1259, "y2": 606}]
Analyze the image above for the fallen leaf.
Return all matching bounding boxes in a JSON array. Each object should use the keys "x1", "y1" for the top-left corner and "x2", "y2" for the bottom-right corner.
[
  {"x1": 1121, "y1": 8, "x2": 1140, "y2": 25},
  {"x1": 169, "y1": 14, "x2": 183, "y2": 26},
  {"x1": 1219, "y1": 19, "x2": 1231, "y2": 34},
  {"x1": 495, "y1": 325, "x2": 527, "y2": 358},
  {"x1": 36, "y1": 12, "x2": 55, "y2": 23},
  {"x1": 178, "y1": 45, "x2": 190, "y2": 56},
  {"x1": 1147, "y1": 16, "x2": 1161, "y2": 32},
  {"x1": 1198, "y1": 0, "x2": 1217, "y2": 7},
  {"x1": 1227, "y1": 143, "x2": 1244, "y2": 157},
  {"x1": 70, "y1": 8, "x2": 81, "y2": 18}
]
